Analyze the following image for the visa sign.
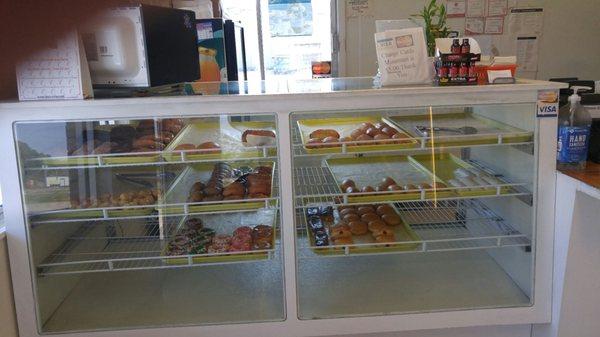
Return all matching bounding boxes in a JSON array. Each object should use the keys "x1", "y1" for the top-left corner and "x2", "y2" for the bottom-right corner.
[{"x1": 537, "y1": 90, "x2": 559, "y2": 117}]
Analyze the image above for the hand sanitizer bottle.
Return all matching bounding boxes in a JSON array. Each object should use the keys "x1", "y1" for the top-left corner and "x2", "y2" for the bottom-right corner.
[{"x1": 557, "y1": 86, "x2": 593, "y2": 170}]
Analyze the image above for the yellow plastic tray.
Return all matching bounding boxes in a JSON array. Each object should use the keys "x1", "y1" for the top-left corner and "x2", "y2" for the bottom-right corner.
[
  {"x1": 306, "y1": 203, "x2": 421, "y2": 256},
  {"x1": 38, "y1": 121, "x2": 171, "y2": 167},
  {"x1": 388, "y1": 112, "x2": 533, "y2": 147},
  {"x1": 325, "y1": 156, "x2": 453, "y2": 203},
  {"x1": 297, "y1": 116, "x2": 418, "y2": 154},
  {"x1": 159, "y1": 161, "x2": 277, "y2": 214},
  {"x1": 163, "y1": 209, "x2": 277, "y2": 265},
  {"x1": 163, "y1": 121, "x2": 277, "y2": 162},
  {"x1": 408, "y1": 153, "x2": 512, "y2": 197}
]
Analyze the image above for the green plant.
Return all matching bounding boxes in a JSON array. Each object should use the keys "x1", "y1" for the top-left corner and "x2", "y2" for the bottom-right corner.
[{"x1": 412, "y1": 0, "x2": 450, "y2": 56}]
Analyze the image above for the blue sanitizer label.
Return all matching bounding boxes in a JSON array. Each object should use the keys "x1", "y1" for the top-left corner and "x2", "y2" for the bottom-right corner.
[{"x1": 557, "y1": 126, "x2": 591, "y2": 163}]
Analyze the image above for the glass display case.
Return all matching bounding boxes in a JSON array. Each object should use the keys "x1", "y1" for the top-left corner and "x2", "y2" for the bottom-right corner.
[
  {"x1": 0, "y1": 78, "x2": 565, "y2": 337},
  {"x1": 291, "y1": 104, "x2": 537, "y2": 318},
  {"x1": 14, "y1": 115, "x2": 285, "y2": 332}
]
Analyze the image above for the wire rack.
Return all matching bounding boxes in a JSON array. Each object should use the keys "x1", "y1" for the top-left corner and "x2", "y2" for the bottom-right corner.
[
  {"x1": 38, "y1": 215, "x2": 280, "y2": 276},
  {"x1": 29, "y1": 168, "x2": 281, "y2": 225},
  {"x1": 26, "y1": 147, "x2": 279, "y2": 171},
  {"x1": 292, "y1": 166, "x2": 532, "y2": 208},
  {"x1": 289, "y1": 118, "x2": 534, "y2": 158},
  {"x1": 296, "y1": 199, "x2": 530, "y2": 259}
]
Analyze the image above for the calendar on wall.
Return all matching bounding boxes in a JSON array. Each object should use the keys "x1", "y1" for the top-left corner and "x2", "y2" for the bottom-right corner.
[{"x1": 16, "y1": 30, "x2": 93, "y2": 101}]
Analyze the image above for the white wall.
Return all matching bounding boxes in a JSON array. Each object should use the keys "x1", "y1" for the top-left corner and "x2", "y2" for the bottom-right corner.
[
  {"x1": 0, "y1": 233, "x2": 18, "y2": 337},
  {"x1": 339, "y1": 0, "x2": 600, "y2": 81}
]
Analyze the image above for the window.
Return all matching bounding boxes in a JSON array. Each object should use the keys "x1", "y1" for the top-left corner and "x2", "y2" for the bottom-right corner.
[{"x1": 222, "y1": 0, "x2": 333, "y2": 81}]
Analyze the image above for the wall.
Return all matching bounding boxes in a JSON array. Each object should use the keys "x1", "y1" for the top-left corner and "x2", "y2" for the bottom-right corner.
[
  {"x1": 0, "y1": 233, "x2": 19, "y2": 337},
  {"x1": 339, "y1": 0, "x2": 600, "y2": 81}
]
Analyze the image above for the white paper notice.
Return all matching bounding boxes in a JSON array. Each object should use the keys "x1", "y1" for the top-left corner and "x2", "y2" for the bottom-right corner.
[
  {"x1": 465, "y1": 17, "x2": 485, "y2": 35},
  {"x1": 487, "y1": 0, "x2": 508, "y2": 16},
  {"x1": 374, "y1": 28, "x2": 431, "y2": 86},
  {"x1": 516, "y1": 36, "x2": 540, "y2": 72},
  {"x1": 446, "y1": 0, "x2": 467, "y2": 17},
  {"x1": 509, "y1": 8, "x2": 544, "y2": 36},
  {"x1": 466, "y1": 0, "x2": 485, "y2": 17},
  {"x1": 16, "y1": 31, "x2": 92, "y2": 101},
  {"x1": 485, "y1": 17, "x2": 504, "y2": 34},
  {"x1": 346, "y1": 0, "x2": 373, "y2": 17}
]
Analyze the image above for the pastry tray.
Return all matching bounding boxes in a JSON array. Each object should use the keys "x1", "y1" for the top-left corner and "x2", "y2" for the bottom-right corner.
[
  {"x1": 409, "y1": 153, "x2": 513, "y2": 197},
  {"x1": 159, "y1": 161, "x2": 277, "y2": 214},
  {"x1": 306, "y1": 203, "x2": 420, "y2": 255},
  {"x1": 325, "y1": 156, "x2": 453, "y2": 203},
  {"x1": 297, "y1": 116, "x2": 418, "y2": 154},
  {"x1": 163, "y1": 209, "x2": 277, "y2": 265},
  {"x1": 38, "y1": 121, "x2": 169, "y2": 167},
  {"x1": 28, "y1": 167, "x2": 171, "y2": 221},
  {"x1": 387, "y1": 112, "x2": 533, "y2": 147},
  {"x1": 163, "y1": 121, "x2": 277, "y2": 162}
]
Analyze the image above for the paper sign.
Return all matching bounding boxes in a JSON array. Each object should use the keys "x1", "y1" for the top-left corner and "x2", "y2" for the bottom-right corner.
[
  {"x1": 16, "y1": 30, "x2": 92, "y2": 101},
  {"x1": 346, "y1": 0, "x2": 373, "y2": 17},
  {"x1": 509, "y1": 8, "x2": 544, "y2": 36},
  {"x1": 374, "y1": 27, "x2": 431, "y2": 86},
  {"x1": 446, "y1": 0, "x2": 467, "y2": 17},
  {"x1": 516, "y1": 36, "x2": 540, "y2": 72},
  {"x1": 487, "y1": 0, "x2": 508, "y2": 16},
  {"x1": 465, "y1": 17, "x2": 485, "y2": 35},
  {"x1": 466, "y1": 0, "x2": 485, "y2": 17},
  {"x1": 537, "y1": 90, "x2": 559, "y2": 117},
  {"x1": 485, "y1": 17, "x2": 504, "y2": 34}
]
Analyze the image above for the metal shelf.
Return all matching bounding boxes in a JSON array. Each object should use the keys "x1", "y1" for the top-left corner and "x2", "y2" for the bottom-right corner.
[
  {"x1": 26, "y1": 147, "x2": 278, "y2": 171},
  {"x1": 290, "y1": 119, "x2": 534, "y2": 158},
  {"x1": 38, "y1": 218, "x2": 279, "y2": 276},
  {"x1": 296, "y1": 199, "x2": 530, "y2": 258},
  {"x1": 293, "y1": 166, "x2": 532, "y2": 208},
  {"x1": 29, "y1": 169, "x2": 280, "y2": 225}
]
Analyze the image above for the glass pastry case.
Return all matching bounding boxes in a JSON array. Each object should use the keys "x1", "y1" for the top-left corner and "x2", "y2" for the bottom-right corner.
[{"x1": 0, "y1": 78, "x2": 565, "y2": 337}]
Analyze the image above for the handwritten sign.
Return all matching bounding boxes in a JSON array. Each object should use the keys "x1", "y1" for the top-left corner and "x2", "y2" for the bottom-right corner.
[{"x1": 375, "y1": 27, "x2": 431, "y2": 86}]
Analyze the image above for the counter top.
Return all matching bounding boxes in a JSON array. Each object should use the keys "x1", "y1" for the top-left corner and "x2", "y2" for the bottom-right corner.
[{"x1": 559, "y1": 161, "x2": 600, "y2": 190}]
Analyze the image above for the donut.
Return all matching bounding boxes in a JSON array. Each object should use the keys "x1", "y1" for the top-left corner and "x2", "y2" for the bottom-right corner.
[
  {"x1": 340, "y1": 179, "x2": 356, "y2": 191},
  {"x1": 357, "y1": 206, "x2": 375, "y2": 216},
  {"x1": 342, "y1": 213, "x2": 361, "y2": 222},
  {"x1": 375, "y1": 234, "x2": 396, "y2": 243},
  {"x1": 339, "y1": 208, "x2": 357, "y2": 217},
  {"x1": 233, "y1": 226, "x2": 253, "y2": 237},
  {"x1": 242, "y1": 129, "x2": 276, "y2": 142},
  {"x1": 361, "y1": 213, "x2": 380, "y2": 223},
  {"x1": 309, "y1": 129, "x2": 340, "y2": 139},
  {"x1": 349, "y1": 221, "x2": 368, "y2": 235},
  {"x1": 253, "y1": 225, "x2": 273, "y2": 239},
  {"x1": 376, "y1": 205, "x2": 395, "y2": 216},
  {"x1": 368, "y1": 220, "x2": 387, "y2": 232},
  {"x1": 330, "y1": 224, "x2": 352, "y2": 239},
  {"x1": 382, "y1": 214, "x2": 402, "y2": 226}
]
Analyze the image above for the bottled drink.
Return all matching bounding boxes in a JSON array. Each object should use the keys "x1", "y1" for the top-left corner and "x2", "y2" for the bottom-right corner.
[
  {"x1": 449, "y1": 62, "x2": 459, "y2": 78},
  {"x1": 557, "y1": 87, "x2": 593, "y2": 170},
  {"x1": 451, "y1": 39, "x2": 461, "y2": 54},
  {"x1": 459, "y1": 62, "x2": 468, "y2": 77},
  {"x1": 468, "y1": 62, "x2": 476, "y2": 77},
  {"x1": 461, "y1": 39, "x2": 470, "y2": 54},
  {"x1": 437, "y1": 62, "x2": 449, "y2": 78}
]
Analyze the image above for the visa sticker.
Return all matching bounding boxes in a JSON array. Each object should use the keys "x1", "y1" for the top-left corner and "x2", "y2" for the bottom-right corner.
[{"x1": 537, "y1": 90, "x2": 559, "y2": 117}]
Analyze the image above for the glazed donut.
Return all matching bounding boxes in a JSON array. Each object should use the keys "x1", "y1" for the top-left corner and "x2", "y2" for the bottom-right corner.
[
  {"x1": 233, "y1": 226, "x2": 253, "y2": 237},
  {"x1": 349, "y1": 221, "x2": 368, "y2": 235},
  {"x1": 242, "y1": 130, "x2": 276, "y2": 142},
  {"x1": 309, "y1": 129, "x2": 340, "y2": 139}
]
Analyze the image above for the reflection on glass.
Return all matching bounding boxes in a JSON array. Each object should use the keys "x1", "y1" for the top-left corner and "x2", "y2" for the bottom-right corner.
[
  {"x1": 291, "y1": 104, "x2": 536, "y2": 319},
  {"x1": 15, "y1": 115, "x2": 284, "y2": 333}
]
